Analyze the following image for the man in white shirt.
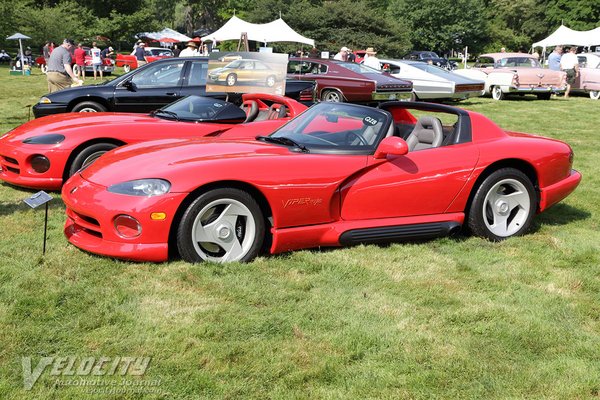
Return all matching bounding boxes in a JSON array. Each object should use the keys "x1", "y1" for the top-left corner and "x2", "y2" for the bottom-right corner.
[
  {"x1": 179, "y1": 42, "x2": 199, "y2": 57},
  {"x1": 363, "y1": 47, "x2": 381, "y2": 70},
  {"x1": 334, "y1": 46, "x2": 349, "y2": 61},
  {"x1": 90, "y1": 42, "x2": 103, "y2": 80},
  {"x1": 560, "y1": 47, "x2": 579, "y2": 98}
]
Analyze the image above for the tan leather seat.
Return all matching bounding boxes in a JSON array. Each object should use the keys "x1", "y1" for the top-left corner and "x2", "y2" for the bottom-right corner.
[{"x1": 406, "y1": 116, "x2": 443, "y2": 151}]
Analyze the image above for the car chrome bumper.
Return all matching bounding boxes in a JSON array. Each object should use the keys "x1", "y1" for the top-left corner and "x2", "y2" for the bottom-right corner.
[
  {"x1": 539, "y1": 169, "x2": 582, "y2": 212},
  {"x1": 507, "y1": 86, "x2": 565, "y2": 94},
  {"x1": 371, "y1": 92, "x2": 412, "y2": 101}
]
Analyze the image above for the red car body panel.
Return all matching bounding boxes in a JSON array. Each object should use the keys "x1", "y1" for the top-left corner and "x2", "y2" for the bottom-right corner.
[
  {"x1": 60, "y1": 102, "x2": 581, "y2": 262},
  {"x1": 0, "y1": 94, "x2": 305, "y2": 190}
]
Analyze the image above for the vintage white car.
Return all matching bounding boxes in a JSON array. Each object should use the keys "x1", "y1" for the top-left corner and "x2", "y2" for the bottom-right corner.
[
  {"x1": 577, "y1": 53, "x2": 600, "y2": 69},
  {"x1": 454, "y1": 53, "x2": 566, "y2": 100},
  {"x1": 379, "y1": 59, "x2": 485, "y2": 101}
]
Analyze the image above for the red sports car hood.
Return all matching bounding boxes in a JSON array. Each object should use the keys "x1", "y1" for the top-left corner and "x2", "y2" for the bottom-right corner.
[
  {"x1": 81, "y1": 138, "x2": 296, "y2": 189},
  {"x1": 1, "y1": 112, "x2": 171, "y2": 144}
]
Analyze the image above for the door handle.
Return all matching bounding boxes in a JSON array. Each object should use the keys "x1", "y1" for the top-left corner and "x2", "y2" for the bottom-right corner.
[{"x1": 166, "y1": 92, "x2": 177, "y2": 96}]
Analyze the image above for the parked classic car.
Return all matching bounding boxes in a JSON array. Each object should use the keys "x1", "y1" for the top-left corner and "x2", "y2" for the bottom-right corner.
[
  {"x1": 208, "y1": 59, "x2": 285, "y2": 87},
  {"x1": 402, "y1": 51, "x2": 458, "y2": 70},
  {"x1": 61, "y1": 101, "x2": 580, "y2": 263},
  {"x1": 115, "y1": 47, "x2": 174, "y2": 72},
  {"x1": 31, "y1": 57, "x2": 316, "y2": 118},
  {"x1": 454, "y1": 52, "x2": 566, "y2": 100},
  {"x1": 577, "y1": 53, "x2": 600, "y2": 69},
  {"x1": 379, "y1": 59, "x2": 484, "y2": 101},
  {"x1": 572, "y1": 61, "x2": 600, "y2": 100},
  {"x1": 0, "y1": 94, "x2": 305, "y2": 190},
  {"x1": 287, "y1": 58, "x2": 412, "y2": 102},
  {"x1": 35, "y1": 47, "x2": 115, "y2": 74}
]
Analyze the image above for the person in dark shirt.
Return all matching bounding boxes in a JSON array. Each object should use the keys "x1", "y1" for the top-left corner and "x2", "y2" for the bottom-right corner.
[
  {"x1": 134, "y1": 43, "x2": 148, "y2": 67},
  {"x1": 173, "y1": 45, "x2": 181, "y2": 57},
  {"x1": 101, "y1": 46, "x2": 114, "y2": 59}
]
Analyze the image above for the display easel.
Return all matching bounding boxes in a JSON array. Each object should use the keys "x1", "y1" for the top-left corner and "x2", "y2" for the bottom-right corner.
[{"x1": 237, "y1": 32, "x2": 249, "y2": 52}]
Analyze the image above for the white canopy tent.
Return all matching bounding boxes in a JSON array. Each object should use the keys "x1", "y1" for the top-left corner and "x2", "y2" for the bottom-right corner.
[
  {"x1": 137, "y1": 28, "x2": 192, "y2": 44},
  {"x1": 6, "y1": 32, "x2": 31, "y2": 75},
  {"x1": 203, "y1": 16, "x2": 314, "y2": 47},
  {"x1": 532, "y1": 25, "x2": 600, "y2": 50}
]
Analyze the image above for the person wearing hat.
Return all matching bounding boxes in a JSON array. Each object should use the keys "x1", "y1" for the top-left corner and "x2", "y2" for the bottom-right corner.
[
  {"x1": 334, "y1": 46, "x2": 350, "y2": 61},
  {"x1": 101, "y1": 46, "x2": 114, "y2": 60},
  {"x1": 46, "y1": 39, "x2": 82, "y2": 93},
  {"x1": 179, "y1": 41, "x2": 199, "y2": 57},
  {"x1": 363, "y1": 47, "x2": 381, "y2": 70},
  {"x1": 134, "y1": 42, "x2": 148, "y2": 67}
]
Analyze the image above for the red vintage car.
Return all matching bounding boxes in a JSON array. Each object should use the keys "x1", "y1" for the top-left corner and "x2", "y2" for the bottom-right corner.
[
  {"x1": 287, "y1": 57, "x2": 412, "y2": 102},
  {"x1": 61, "y1": 101, "x2": 581, "y2": 263},
  {"x1": 35, "y1": 47, "x2": 115, "y2": 74},
  {"x1": 0, "y1": 94, "x2": 304, "y2": 190},
  {"x1": 115, "y1": 47, "x2": 174, "y2": 72}
]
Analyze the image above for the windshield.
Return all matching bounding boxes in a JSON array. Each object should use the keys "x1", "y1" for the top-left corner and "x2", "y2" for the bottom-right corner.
[
  {"x1": 155, "y1": 95, "x2": 246, "y2": 122},
  {"x1": 410, "y1": 63, "x2": 452, "y2": 75},
  {"x1": 270, "y1": 102, "x2": 389, "y2": 152},
  {"x1": 339, "y1": 62, "x2": 382, "y2": 74},
  {"x1": 496, "y1": 57, "x2": 541, "y2": 68},
  {"x1": 421, "y1": 52, "x2": 439, "y2": 58}
]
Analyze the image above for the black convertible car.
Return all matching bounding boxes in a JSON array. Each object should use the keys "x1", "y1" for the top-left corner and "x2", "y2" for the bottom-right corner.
[{"x1": 33, "y1": 57, "x2": 317, "y2": 118}]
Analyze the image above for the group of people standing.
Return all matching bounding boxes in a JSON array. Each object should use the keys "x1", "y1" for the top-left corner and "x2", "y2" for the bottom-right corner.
[
  {"x1": 334, "y1": 46, "x2": 381, "y2": 69},
  {"x1": 548, "y1": 45, "x2": 580, "y2": 98}
]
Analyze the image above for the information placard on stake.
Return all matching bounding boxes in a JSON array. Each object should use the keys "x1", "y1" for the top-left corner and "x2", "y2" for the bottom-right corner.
[{"x1": 23, "y1": 191, "x2": 53, "y2": 255}]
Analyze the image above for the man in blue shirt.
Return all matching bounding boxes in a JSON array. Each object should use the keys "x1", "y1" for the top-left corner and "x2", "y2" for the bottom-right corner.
[{"x1": 548, "y1": 46, "x2": 563, "y2": 71}]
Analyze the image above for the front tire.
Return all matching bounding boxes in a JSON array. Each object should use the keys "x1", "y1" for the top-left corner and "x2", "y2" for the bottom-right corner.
[
  {"x1": 266, "y1": 75, "x2": 276, "y2": 87},
  {"x1": 71, "y1": 101, "x2": 107, "y2": 113},
  {"x1": 590, "y1": 90, "x2": 600, "y2": 100},
  {"x1": 226, "y1": 73, "x2": 237, "y2": 86},
  {"x1": 467, "y1": 168, "x2": 536, "y2": 241},
  {"x1": 491, "y1": 85, "x2": 505, "y2": 101},
  {"x1": 68, "y1": 143, "x2": 118, "y2": 177},
  {"x1": 123, "y1": 64, "x2": 131, "y2": 73},
  {"x1": 177, "y1": 188, "x2": 265, "y2": 263},
  {"x1": 321, "y1": 89, "x2": 342, "y2": 102}
]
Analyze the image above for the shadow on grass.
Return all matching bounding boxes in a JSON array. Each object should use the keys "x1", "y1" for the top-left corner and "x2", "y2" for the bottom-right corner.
[{"x1": 532, "y1": 203, "x2": 591, "y2": 228}]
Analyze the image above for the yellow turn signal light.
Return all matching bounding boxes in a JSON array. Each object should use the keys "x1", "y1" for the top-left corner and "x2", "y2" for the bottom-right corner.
[{"x1": 150, "y1": 212, "x2": 167, "y2": 220}]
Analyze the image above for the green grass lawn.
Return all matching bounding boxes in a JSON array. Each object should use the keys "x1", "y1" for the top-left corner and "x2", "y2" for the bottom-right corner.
[{"x1": 0, "y1": 65, "x2": 599, "y2": 399}]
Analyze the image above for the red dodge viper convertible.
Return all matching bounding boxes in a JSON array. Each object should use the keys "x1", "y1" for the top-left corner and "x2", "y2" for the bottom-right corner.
[
  {"x1": 0, "y1": 93, "x2": 305, "y2": 190},
  {"x1": 62, "y1": 101, "x2": 581, "y2": 263}
]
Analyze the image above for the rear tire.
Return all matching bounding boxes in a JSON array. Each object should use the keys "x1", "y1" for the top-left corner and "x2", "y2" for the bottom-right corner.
[
  {"x1": 68, "y1": 143, "x2": 118, "y2": 177},
  {"x1": 590, "y1": 90, "x2": 600, "y2": 100},
  {"x1": 226, "y1": 73, "x2": 237, "y2": 86},
  {"x1": 71, "y1": 101, "x2": 107, "y2": 113},
  {"x1": 491, "y1": 86, "x2": 505, "y2": 100},
  {"x1": 177, "y1": 188, "x2": 265, "y2": 263},
  {"x1": 410, "y1": 91, "x2": 419, "y2": 102},
  {"x1": 467, "y1": 168, "x2": 536, "y2": 241},
  {"x1": 123, "y1": 64, "x2": 131, "y2": 73},
  {"x1": 321, "y1": 89, "x2": 342, "y2": 102},
  {"x1": 537, "y1": 93, "x2": 551, "y2": 100}
]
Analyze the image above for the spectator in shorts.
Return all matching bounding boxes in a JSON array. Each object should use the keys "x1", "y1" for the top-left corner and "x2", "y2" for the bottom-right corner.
[
  {"x1": 73, "y1": 43, "x2": 86, "y2": 81},
  {"x1": 90, "y1": 42, "x2": 103, "y2": 80},
  {"x1": 46, "y1": 39, "x2": 82, "y2": 93},
  {"x1": 560, "y1": 46, "x2": 579, "y2": 98},
  {"x1": 134, "y1": 42, "x2": 148, "y2": 67}
]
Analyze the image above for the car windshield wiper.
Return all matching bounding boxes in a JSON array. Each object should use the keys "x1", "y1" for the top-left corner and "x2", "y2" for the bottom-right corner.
[
  {"x1": 256, "y1": 135, "x2": 310, "y2": 153},
  {"x1": 151, "y1": 109, "x2": 179, "y2": 121}
]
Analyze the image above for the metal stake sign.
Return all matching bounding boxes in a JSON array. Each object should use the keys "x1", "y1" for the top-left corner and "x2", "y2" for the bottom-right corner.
[{"x1": 23, "y1": 191, "x2": 53, "y2": 255}]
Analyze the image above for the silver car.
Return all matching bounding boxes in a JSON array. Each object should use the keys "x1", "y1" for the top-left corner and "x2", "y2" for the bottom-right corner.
[{"x1": 379, "y1": 59, "x2": 485, "y2": 101}]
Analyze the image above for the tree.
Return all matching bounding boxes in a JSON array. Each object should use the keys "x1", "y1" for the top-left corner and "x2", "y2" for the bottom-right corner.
[{"x1": 388, "y1": 0, "x2": 490, "y2": 55}]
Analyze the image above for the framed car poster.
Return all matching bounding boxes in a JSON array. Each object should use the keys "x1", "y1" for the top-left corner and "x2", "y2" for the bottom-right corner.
[{"x1": 206, "y1": 52, "x2": 288, "y2": 95}]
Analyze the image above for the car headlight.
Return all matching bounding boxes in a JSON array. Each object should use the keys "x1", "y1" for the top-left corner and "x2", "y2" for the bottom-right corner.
[
  {"x1": 22, "y1": 134, "x2": 65, "y2": 144},
  {"x1": 39, "y1": 97, "x2": 52, "y2": 104},
  {"x1": 108, "y1": 179, "x2": 171, "y2": 196}
]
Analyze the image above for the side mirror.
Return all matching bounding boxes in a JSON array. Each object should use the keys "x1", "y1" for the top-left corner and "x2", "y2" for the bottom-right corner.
[
  {"x1": 123, "y1": 80, "x2": 136, "y2": 91},
  {"x1": 374, "y1": 136, "x2": 409, "y2": 159}
]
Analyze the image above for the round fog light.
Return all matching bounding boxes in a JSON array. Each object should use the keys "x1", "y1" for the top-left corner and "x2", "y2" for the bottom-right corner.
[
  {"x1": 114, "y1": 215, "x2": 142, "y2": 238},
  {"x1": 30, "y1": 155, "x2": 50, "y2": 173}
]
